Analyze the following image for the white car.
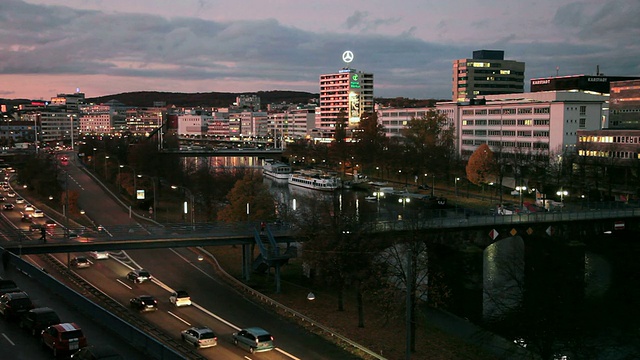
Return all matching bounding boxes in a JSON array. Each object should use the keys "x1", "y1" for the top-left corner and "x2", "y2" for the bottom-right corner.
[
  {"x1": 170, "y1": 290, "x2": 192, "y2": 307},
  {"x1": 23, "y1": 204, "x2": 34, "y2": 212},
  {"x1": 15, "y1": 197, "x2": 24, "y2": 204},
  {"x1": 89, "y1": 251, "x2": 109, "y2": 260},
  {"x1": 7, "y1": 192, "x2": 16, "y2": 198},
  {"x1": 31, "y1": 209, "x2": 44, "y2": 218},
  {"x1": 181, "y1": 327, "x2": 217, "y2": 348}
]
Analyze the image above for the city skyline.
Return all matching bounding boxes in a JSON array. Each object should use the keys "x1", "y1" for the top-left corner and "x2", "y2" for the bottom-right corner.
[{"x1": 2, "y1": 0, "x2": 639, "y2": 101}]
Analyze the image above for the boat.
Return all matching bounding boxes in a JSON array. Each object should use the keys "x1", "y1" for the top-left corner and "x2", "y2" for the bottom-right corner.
[
  {"x1": 288, "y1": 170, "x2": 340, "y2": 192},
  {"x1": 263, "y1": 159, "x2": 292, "y2": 180}
]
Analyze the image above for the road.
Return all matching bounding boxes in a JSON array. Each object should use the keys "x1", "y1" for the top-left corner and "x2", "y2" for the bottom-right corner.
[{"x1": 2, "y1": 154, "x2": 361, "y2": 359}]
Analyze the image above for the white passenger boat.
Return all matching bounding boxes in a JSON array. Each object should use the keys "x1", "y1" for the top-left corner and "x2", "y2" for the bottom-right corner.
[
  {"x1": 288, "y1": 170, "x2": 340, "y2": 192},
  {"x1": 263, "y1": 160, "x2": 292, "y2": 180}
]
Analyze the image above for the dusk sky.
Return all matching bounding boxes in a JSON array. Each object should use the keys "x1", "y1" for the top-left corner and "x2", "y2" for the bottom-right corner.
[{"x1": 1, "y1": 0, "x2": 639, "y2": 100}]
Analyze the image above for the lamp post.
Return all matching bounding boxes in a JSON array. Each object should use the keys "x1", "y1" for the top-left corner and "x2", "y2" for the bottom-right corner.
[
  {"x1": 104, "y1": 155, "x2": 109, "y2": 178},
  {"x1": 455, "y1": 177, "x2": 460, "y2": 197},
  {"x1": 67, "y1": 114, "x2": 75, "y2": 150},
  {"x1": 119, "y1": 164, "x2": 137, "y2": 199},
  {"x1": 172, "y1": 185, "x2": 195, "y2": 230},
  {"x1": 138, "y1": 174, "x2": 157, "y2": 221},
  {"x1": 556, "y1": 189, "x2": 568, "y2": 211},
  {"x1": 516, "y1": 185, "x2": 527, "y2": 208},
  {"x1": 92, "y1": 148, "x2": 97, "y2": 171}
]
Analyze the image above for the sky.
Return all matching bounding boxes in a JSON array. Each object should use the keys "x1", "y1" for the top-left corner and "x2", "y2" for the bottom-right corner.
[{"x1": 1, "y1": 0, "x2": 639, "y2": 101}]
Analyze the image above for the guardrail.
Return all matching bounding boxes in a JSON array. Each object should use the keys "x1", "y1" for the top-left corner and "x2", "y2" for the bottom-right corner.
[{"x1": 198, "y1": 247, "x2": 387, "y2": 360}]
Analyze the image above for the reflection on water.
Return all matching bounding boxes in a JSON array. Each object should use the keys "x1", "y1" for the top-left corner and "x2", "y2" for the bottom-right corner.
[{"x1": 483, "y1": 236, "x2": 525, "y2": 321}]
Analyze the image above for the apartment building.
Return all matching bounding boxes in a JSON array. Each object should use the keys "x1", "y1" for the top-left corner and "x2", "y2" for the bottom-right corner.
[{"x1": 268, "y1": 107, "x2": 315, "y2": 140}]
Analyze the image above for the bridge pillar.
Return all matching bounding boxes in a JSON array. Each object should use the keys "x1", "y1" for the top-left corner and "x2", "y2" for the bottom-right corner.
[{"x1": 242, "y1": 244, "x2": 251, "y2": 281}]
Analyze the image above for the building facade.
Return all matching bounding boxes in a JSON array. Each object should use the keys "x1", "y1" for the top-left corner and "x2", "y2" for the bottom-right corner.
[
  {"x1": 318, "y1": 68, "x2": 374, "y2": 139},
  {"x1": 609, "y1": 80, "x2": 640, "y2": 129},
  {"x1": 452, "y1": 50, "x2": 525, "y2": 102},
  {"x1": 530, "y1": 74, "x2": 640, "y2": 94},
  {"x1": 436, "y1": 91, "x2": 607, "y2": 158}
]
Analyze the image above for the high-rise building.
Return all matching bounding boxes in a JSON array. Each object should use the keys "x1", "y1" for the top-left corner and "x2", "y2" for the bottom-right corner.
[
  {"x1": 530, "y1": 74, "x2": 640, "y2": 94},
  {"x1": 609, "y1": 79, "x2": 640, "y2": 129},
  {"x1": 318, "y1": 68, "x2": 374, "y2": 139},
  {"x1": 452, "y1": 50, "x2": 525, "y2": 102}
]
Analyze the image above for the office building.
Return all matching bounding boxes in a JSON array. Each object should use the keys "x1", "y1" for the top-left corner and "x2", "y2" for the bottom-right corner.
[
  {"x1": 452, "y1": 50, "x2": 525, "y2": 102},
  {"x1": 318, "y1": 68, "x2": 374, "y2": 139},
  {"x1": 609, "y1": 80, "x2": 640, "y2": 129},
  {"x1": 436, "y1": 91, "x2": 607, "y2": 158},
  {"x1": 530, "y1": 74, "x2": 640, "y2": 94}
]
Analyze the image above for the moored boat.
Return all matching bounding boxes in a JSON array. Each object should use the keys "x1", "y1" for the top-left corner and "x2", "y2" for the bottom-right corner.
[
  {"x1": 288, "y1": 170, "x2": 340, "y2": 191},
  {"x1": 263, "y1": 159, "x2": 292, "y2": 180}
]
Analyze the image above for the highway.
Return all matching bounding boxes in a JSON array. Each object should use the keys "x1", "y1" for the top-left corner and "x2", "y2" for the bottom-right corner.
[{"x1": 1, "y1": 154, "x2": 360, "y2": 359}]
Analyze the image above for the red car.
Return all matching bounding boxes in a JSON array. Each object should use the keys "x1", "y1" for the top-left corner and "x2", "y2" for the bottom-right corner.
[{"x1": 41, "y1": 322, "x2": 88, "y2": 357}]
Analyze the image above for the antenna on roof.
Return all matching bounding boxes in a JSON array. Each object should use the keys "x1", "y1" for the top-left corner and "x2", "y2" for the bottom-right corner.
[{"x1": 556, "y1": 66, "x2": 559, "y2": 76}]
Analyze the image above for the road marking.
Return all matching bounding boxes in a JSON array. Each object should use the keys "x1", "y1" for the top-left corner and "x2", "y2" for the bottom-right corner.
[
  {"x1": 167, "y1": 311, "x2": 191, "y2": 326},
  {"x1": 2, "y1": 333, "x2": 15, "y2": 346},
  {"x1": 116, "y1": 279, "x2": 132, "y2": 289},
  {"x1": 275, "y1": 348, "x2": 301, "y2": 360}
]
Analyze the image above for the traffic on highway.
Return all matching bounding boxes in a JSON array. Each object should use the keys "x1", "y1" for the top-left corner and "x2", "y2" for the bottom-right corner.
[{"x1": 0, "y1": 153, "x2": 361, "y2": 359}]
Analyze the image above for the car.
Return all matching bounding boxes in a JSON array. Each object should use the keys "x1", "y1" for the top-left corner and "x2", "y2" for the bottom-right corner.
[
  {"x1": 41, "y1": 322, "x2": 88, "y2": 357},
  {"x1": 0, "y1": 196, "x2": 5, "y2": 202},
  {"x1": 71, "y1": 345, "x2": 124, "y2": 359},
  {"x1": 0, "y1": 280, "x2": 20, "y2": 295},
  {"x1": 31, "y1": 209, "x2": 44, "y2": 218},
  {"x1": 232, "y1": 327, "x2": 275, "y2": 353},
  {"x1": 70, "y1": 256, "x2": 91, "y2": 269},
  {"x1": 2, "y1": 203, "x2": 14, "y2": 210},
  {"x1": 23, "y1": 204, "x2": 34, "y2": 212},
  {"x1": 6, "y1": 191, "x2": 15, "y2": 197},
  {"x1": 181, "y1": 326, "x2": 217, "y2": 348},
  {"x1": 89, "y1": 251, "x2": 109, "y2": 260},
  {"x1": 169, "y1": 290, "x2": 192, "y2": 307},
  {"x1": 29, "y1": 223, "x2": 44, "y2": 232},
  {"x1": 15, "y1": 197, "x2": 24, "y2": 204},
  {"x1": 129, "y1": 295, "x2": 158, "y2": 312},
  {"x1": 0, "y1": 291, "x2": 34, "y2": 320},
  {"x1": 127, "y1": 269, "x2": 151, "y2": 283},
  {"x1": 20, "y1": 212, "x2": 32, "y2": 223},
  {"x1": 45, "y1": 219, "x2": 57, "y2": 228},
  {"x1": 19, "y1": 307, "x2": 61, "y2": 336}
]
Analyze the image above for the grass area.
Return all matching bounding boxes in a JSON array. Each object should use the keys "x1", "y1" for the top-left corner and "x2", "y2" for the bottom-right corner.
[{"x1": 206, "y1": 245, "x2": 499, "y2": 360}]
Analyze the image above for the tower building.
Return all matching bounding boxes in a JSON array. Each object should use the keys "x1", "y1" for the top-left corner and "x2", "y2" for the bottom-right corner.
[
  {"x1": 317, "y1": 54, "x2": 374, "y2": 140},
  {"x1": 452, "y1": 50, "x2": 525, "y2": 102}
]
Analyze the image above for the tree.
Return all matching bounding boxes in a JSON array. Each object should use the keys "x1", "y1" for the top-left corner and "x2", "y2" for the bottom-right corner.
[
  {"x1": 217, "y1": 171, "x2": 275, "y2": 222},
  {"x1": 352, "y1": 111, "x2": 387, "y2": 174},
  {"x1": 401, "y1": 109, "x2": 456, "y2": 181},
  {"x1": 466, "y1": 144, "x2": 496, "y2": 186}
]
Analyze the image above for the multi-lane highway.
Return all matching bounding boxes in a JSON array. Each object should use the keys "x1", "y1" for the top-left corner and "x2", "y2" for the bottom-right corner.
[{"x1": 1, "y1": 153, "x2": 361, "y2": 359}]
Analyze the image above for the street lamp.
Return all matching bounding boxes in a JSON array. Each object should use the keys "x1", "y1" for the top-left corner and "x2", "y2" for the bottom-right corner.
[
  {"x1": 92, "y1": 148, "x2": 97, "y2": 171},
  {"x1": 67, "y1": 114, "x2": 75, "y2": 150},
  {"x1": 171, "y1": 185, "x2": 195, "y2": 230},
  {"x1": 104, "y1": 155, "x2": 109, "y2": 178},
  {"x1": 119, "y1": 164, "x2": 137, "y2": 199},
  {"x1": 138, "y1": 174, "x2": 157, "y2": 221},
  {"x1": 516, "y1": 185, "x2": 527, "y2": 208},
  {"x1": 455, "y1": 177, "x2": 460, "y2": 196},
  {"x1": 556, "y1": 189, "x2": 568, "y2": 210}
]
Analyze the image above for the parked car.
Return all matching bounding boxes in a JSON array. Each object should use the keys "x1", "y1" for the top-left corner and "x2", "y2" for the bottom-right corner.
[
  {"x1": 41, "y1": 322, "x2": 88, "y2": 357},
  {"x1": 169, "y1": 290, "x2": 192, "y2": 307},
  {"x1": 70, "y1": 256, "x2": 91, "y2": 269},
  {"x1": 0, "y1": 291, "x2": 35, "y2": 320},
  {"x1": 126, "y1": 269, "x2": 151, "y2": 283},
  {"x1": 31, "y1": 209, "x2": 44, "y2": 218},
  {"x1": 19, "y1": 307, "x2": 60, "y2": 336},
  {"x1": 232, "y1": 327, "x2": 275, "y2": 353},
  {"x1": 181, "y1": 326, "x2": 217, "y2": 348},
  {"x1": 89, "y1": 251, "x2": 109, "y2": 260},
  {"x1": 71, "y1": 345, "x2": 124, "y2": 359},
  {"x1": 0, "y1": 280, "x2": 20, "y2": 295},
  {"x1": 129, "y1": 295, "x2": 158, "y2": 312}
]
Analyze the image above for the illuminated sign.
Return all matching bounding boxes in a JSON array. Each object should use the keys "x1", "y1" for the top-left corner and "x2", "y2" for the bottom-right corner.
[
  {"x1": 342, "y1": 50, "x2": 354, "y2": 63},
  {"x1": 136, "y1": 190, "x2": 145, "y2": 200},
  {"x1": 349, "y1": 92, "x2": 360, "y2": 126},
  {"x1": 350, "y1": 73, "x2": 361, "y2": 89},
  {"x1": 588, "y1": 77, "x2": 607, "y2": 82},
  {"x1": 532, "y1": 79, "x2": 551, "y2": 85}
]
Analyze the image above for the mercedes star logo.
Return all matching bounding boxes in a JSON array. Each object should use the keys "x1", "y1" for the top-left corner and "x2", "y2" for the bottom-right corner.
[{"x1": 342, "y1": 50, "x2": 354, "y2": 63}]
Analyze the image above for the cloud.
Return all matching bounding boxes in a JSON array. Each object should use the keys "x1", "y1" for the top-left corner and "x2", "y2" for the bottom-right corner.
[{"x1": 1, "y1": 0, "x2": 640, "y2": 99}]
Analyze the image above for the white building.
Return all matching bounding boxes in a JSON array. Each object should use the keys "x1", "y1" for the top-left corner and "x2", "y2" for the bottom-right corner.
[
  {"x1": 377, "y1": 107, "x2": 432, "y2": 138},
  {"x1": 436, "y1": 91, "x2": 608, "y2": 158},
  {"x1": 177, "y1": 111, "x2": 211, "y2": 136},
  {"x1": 79, "y1": 104, "x2": 114, "y2": 135},
  {"x1": 268, "y1": 107, "x2": 316, "y2": 141}
]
